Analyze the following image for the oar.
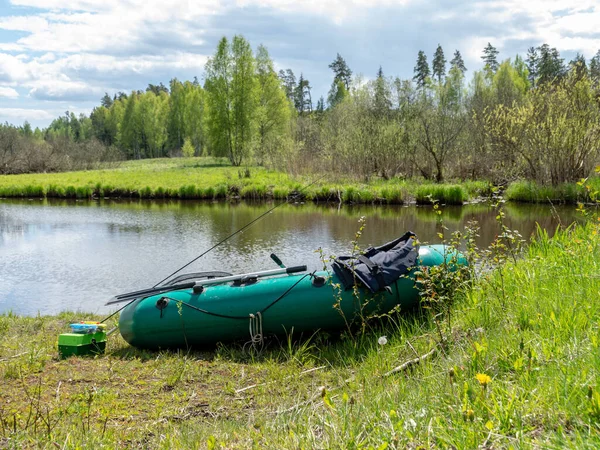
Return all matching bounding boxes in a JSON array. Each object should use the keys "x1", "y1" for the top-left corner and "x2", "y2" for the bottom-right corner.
[
  {"x1": 105, "y1": 265, "x2": 307, "y2": 306},
  {"x1": 105, "y1": 282, "x2": 197, "y2": 305},
  {"x1": 191, "y1": 265, "x2": 306, "y2": 287}
]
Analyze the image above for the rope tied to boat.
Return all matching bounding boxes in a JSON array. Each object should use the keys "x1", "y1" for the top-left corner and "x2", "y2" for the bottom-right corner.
[
  {"x1": 248, "y1": 312, "x2": 264, "y2": 349},
  {"x1": 156, "y1": 272, "x2": 315, "y2": 349}
]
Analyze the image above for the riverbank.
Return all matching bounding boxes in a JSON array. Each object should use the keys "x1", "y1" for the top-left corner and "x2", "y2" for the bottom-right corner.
[
  {"x1": 1, "y1": 157, "x2": 597, "y2": 205},
  {"x1": 1, "y1": 220, "x2": 598, "y2": 448}
]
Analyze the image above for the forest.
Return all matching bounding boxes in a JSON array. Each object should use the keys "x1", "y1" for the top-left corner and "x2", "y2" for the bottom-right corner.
[{"x1": 1, "y1": 36, "x2": 600, "y2": 186}]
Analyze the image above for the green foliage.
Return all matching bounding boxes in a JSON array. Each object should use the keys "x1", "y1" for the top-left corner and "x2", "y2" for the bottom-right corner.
[
  {"x1": 450, "y1": 50, "x2": 467, "y2": 75},
  {"x1": 536, "y1": 43, "x2": 566, "y2": 85},
  {"x1": 505, "y1": 180, "x2": 597, "y2": 203},
  {"x1": 181, "y1": 137, "x2": 195, "y2": 158},
  {"x1": 415, "y1": 184, "x2": 466, "y2": 205},
  {"x1": 482, "y1": 42, "x2": 499, "y2": 74},
  {"x1": 432, "y1": 44, "x2": 447, "y2": 82},
  {"x1": 255, "y1": 45, "x2": 292, "y2": 165},
  {"x1": 295, "y1": 73, "x2": 312, "y2": 113},
  {"x1": 485, "y1": 71, "x2": 600, "y2": 184},
  {"x1": 492, "y1": 58, "x2": 529, "y2": 106},
  {"x1": 413, "y1": 50, "x2": 430, "y2": 89},
  {"x1": 411, "y1": 68, "x2": 466, "y2": 182},
  {"x1": 205, "y1": 35, "x2": 259, "y2": 166}
]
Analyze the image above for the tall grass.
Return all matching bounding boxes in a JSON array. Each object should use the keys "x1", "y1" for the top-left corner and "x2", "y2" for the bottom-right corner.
[
  {"x1": 505, "y1": 179, "x2": 599, "y2": 203},
  {"x1": 415, "y1": 183, "x2": 466, "y2": 205}
]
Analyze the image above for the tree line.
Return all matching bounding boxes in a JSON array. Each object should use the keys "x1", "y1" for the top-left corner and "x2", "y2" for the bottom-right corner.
[{"x1": 1, "y1": 37, "x2": 600, "y2": 185}]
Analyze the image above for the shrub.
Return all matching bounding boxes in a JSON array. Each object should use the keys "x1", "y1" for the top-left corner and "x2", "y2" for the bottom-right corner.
[{"x1": 415, "y1": 184, "x2": 465, "y2": 205}]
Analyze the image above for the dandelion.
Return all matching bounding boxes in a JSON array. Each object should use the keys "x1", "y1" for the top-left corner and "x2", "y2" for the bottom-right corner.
[
  {"x1": 464, "y1": 409, "x2": 475, "y2": 421},
  {"x1": 476, "y1": 373, "x2": 492, "y2": 387},
  {"x1": 403, "y1": 418, "x2": 417, "y2": 431},
  {"x1": 378, "y1": 336, "x2": 388, "y2": 346}
]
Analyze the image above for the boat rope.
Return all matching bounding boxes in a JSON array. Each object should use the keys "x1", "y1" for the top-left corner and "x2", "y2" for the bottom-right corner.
[
  {"x1": 248, "y1": 312, "x2": 264, "y2": 349},
  {"x1": 154, "y1": 273, "x2": 313, "y2": 345},
  {"x1": 100, "y1": 175, "x2": 326, "y2": 324}
]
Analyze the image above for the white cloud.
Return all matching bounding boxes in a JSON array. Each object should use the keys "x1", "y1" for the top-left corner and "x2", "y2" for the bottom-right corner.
[
  {"x1": 234, "y1": 0, "x2": 412, "y2": 23},
  {"x1": 0, "y1": 53, "x2": 33, "y2": 82},
  {"x1": 0, "y1": 15, "x2": 48, "y2": 33},
  {"x1": 28, "y1": 79, "x2": 99, "y2": 101},
  {"x1": 0, "y1": 108, "x2": 54, "y2": 120},
  {"x1": 0, "y1": 87, "x2": 19, "y2": 98}
]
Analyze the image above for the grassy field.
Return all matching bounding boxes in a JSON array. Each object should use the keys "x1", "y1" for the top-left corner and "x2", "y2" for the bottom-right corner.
[
  {"x1": 0, "y1": 157, "x2": 492, "y2": 205},
  {"x1": 1, "y1": 215, "x2": 599, "y2": 448}
]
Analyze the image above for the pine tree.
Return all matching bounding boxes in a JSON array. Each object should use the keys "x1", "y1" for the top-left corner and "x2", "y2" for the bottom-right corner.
[
  {"x1": 295, "y1": 73, "x2": 305, "y2": 113},
  {"x1": 413, "y1": 50, "x2": 430, "y2": 89},
  {"x1": 328, "y1": 53, "x2": 353, "y2": 90},
  {"x1": 482, "y1": 42, "x2": 499, "y2": 73},
  {"x1": 432, "y1": 44, "x2": 447, "y2": 82},
  {"x1": 373, "y1": 66, "x2": 391, "y2": 114},
  {"x1": 295, "y1": 74, "x2": 313, "y2": 113},
  {"x1": 328, "y1": 54, "x2": 352, "y2": 108},
  {"x1": 101, "y1": 93, "x2": 113, "y2": 108},
  {"x1": 526, "y1": 47, "x2": 538, "y2": 87},
  {"x1": 536, "y1": 44, "x2": 565, "y2": 85},
  {"x1": 569, "y1": 53, "x2": 588, "y2": 80},
  {"x1": 316, "y1": 96, "x2": 325, "y2": 113},
  {"x1": 301, "y1": 78, "x2": 312, "y2": 113},
  {"x1": 590, "y1": 50, "x2": 600, "y2": 81},
  {"x1": 450, "y1": 50, "x2": 467, "y2": 75},
  {"x1": 278, "y1": 69, "x2": 297, "y2": 103}
]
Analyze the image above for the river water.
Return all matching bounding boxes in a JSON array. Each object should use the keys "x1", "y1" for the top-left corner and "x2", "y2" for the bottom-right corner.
[{"x1": 0, "y1": 198, "x2": 580, "y2": 316}]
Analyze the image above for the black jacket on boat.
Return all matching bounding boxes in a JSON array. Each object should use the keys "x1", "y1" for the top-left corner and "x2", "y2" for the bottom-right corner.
[{"x1": 332, "y1": 231, "x2": 419, "y2": 293}]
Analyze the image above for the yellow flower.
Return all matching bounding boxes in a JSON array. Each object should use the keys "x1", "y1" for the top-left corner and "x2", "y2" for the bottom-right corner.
[{"x1": 476, "y1": 373, "x2": 492, "y2": 386}]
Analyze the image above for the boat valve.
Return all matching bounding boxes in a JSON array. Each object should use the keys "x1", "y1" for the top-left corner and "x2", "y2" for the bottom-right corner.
[
  {"x1": 312, "y1": 275, "x2": 326, "y2": 287},
  {"x1": 193, "y1": 285, "x2": 205, "y2": 294},
  {"x1": 155, "y1": 297, "x2": 170, "y2": 310}
]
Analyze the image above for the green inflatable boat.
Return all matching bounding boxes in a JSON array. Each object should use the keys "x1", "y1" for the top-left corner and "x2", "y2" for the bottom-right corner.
[{"x1": 110, "y1": 234, "x2": 465, "y2": 350}]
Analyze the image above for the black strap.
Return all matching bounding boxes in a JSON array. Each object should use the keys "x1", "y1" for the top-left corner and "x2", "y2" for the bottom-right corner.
[{"x1": 357, "y1": 255, "x2": 387, "y2": 292}]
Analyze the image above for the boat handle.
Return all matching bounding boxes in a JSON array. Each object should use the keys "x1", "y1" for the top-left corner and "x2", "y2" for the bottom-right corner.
[{"x1": 285, "y1": 265, "x2": 307, "y2": 274}]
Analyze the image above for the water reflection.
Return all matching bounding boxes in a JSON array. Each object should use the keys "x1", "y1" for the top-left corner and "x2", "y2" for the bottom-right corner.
[{"x1": 0, "y1": 198, "x2": 581, "y2": 316}]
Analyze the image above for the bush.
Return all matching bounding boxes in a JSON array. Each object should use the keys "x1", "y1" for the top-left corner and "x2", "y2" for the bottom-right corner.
[
  {"x1": 181, "y1": 138, "x2": 195, "y2": 158},
  {"x1": 415, "y1": 184, "x2": 465, "y2": 205}
]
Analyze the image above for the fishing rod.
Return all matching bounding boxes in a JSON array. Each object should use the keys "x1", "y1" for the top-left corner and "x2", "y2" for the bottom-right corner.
[
  {"x1": 106, "y1": 265, "x2": 307, "y2": 305},
  {"x1": 102, "y1": 174, "x2": 326, "y2": 316}
]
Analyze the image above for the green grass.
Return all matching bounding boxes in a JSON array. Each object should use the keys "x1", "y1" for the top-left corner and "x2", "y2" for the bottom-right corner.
[
  {"x1": 505, "y1": 179, "x2": 600, "y2": 203},
  {"x1": 0, "y1": 157, "x2": 495, "y2": 205},
  {"x1": 1, "y1": 219, "x2": 599, "y2": 448},
  {"x1": 415, "y1": 183, "x2": 467, "y2": 205}
]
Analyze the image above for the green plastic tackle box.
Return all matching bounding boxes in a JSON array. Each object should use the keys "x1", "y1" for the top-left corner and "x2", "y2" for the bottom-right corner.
[{"x1": 58, "y1": 331, "x2": 106, "y2": 358}]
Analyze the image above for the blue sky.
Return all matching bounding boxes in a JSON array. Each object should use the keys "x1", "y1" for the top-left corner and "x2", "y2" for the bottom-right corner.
[{"x1": 0, "y1": 0, "x2": 599, "y2": 128}]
